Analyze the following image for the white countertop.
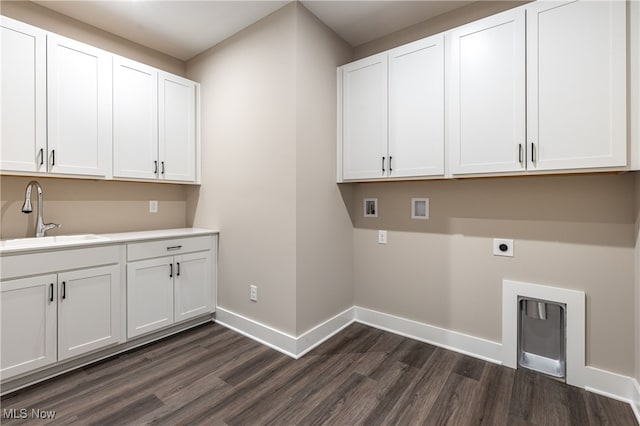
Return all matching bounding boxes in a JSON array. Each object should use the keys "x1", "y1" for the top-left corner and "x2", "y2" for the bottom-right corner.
[{"x1": 0, "y1": 228, "x2": 219, "y2": 255}]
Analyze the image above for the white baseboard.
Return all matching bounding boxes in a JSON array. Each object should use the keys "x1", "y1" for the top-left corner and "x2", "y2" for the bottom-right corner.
[
  {"x1": 215, "y1": 304, "x2": 638, "y2": 420},
  {"x1": 354, "y1": 306, "x2": 503, "y2": 364},
  {"x1": 214, "y1": 306, "x2": 354, "y2": 359},
  {"x1": 215, "y1": 307, "x2": 297, "y2": 357},
  {"x1": 585, "y1": 368, "x2": 640, "y2": 424},
  {"x1": 632, "y1": 378, "x2": 640, "y2": 424},
  {"x1": 585, "y1": 366, "x2": 636, "y2": 402},
  {"x1": 295, "y1": 307, "x2": 355, "y2": 357}
]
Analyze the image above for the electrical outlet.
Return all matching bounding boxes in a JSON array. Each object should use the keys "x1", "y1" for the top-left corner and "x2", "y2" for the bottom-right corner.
[
  {"x1": 149, "y1": 200, "x2": 158, "y2": 213},
  {"x1": 250, "y1": 285, "x2": 257, "y2": 302},
  {"x1": 378, "y1": 230, "x2": 387, "y2": 244},
  {"x1": 493, "y1": 238, "x2": 514, "y2": 257}
]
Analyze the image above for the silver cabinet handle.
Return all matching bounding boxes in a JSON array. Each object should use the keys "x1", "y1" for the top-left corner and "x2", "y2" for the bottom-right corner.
[
  {"x1": 518, "y1": 144, "x2": 523, "y2": 165},
  {"x1": 531, "y1": 142, "x2": 536, "y2": 164}
]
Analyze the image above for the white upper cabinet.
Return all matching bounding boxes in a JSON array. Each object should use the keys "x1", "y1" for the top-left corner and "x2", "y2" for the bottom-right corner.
[
  {"x1": 526, "y1": 0, "x2": 626, "y2": 171},
  {"x1": 113, "y1": 56, "x2": 159, "y2": 180},
  {"x1": 339, "y1": 0, "x2": 630, "y2": 181},
  {"x1": 47, "y1": 34, "x2": 112, "y2": 177},
  {"x1": 159, "y1": 72, "x2": 197, "y2": 182},
  {"x1": 447, "y1": 8, "x2": 526, "y2": 175},
  {"x1": 389, "y1": 35, "x2": 445, "y2": 178},
  {"x1": 0, "y1": 17, "x2": 47, "y2": 173},
  {"x1": 113, "y1": 61, "x2": 197, "y2": 183},
  {"x1": 340, "y1": 36, "x2": 445, "y2": 181},
  {"x1": 341, "y1": 53, "x2": 388, "y2": 180},
  {"x1": 0, "y1": 16, "x2": 199, "y2": 184}
]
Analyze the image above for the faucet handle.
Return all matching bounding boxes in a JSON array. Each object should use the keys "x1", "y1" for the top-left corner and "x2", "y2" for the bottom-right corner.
[{"x1": 43, "y1": 223, "x2": 61, "y2": 232}]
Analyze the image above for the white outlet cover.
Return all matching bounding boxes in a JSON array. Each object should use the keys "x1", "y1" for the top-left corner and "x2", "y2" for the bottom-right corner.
[
  {"x1": 378, "y1": 230, "x2": 387, "y2": 244},
  {"x1": 493, "y1": 238, "x2": 513, "y2": 257},
  {"x1": 149, "y1": 200, "x2": 158, "y2": 213},
  {"x1": 250, "y1": 285, "x2": 257, "y2": 302}
]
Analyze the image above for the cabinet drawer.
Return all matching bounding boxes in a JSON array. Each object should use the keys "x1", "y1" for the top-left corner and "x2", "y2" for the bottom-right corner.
[
  {"x1": 1, "y1": 245, "x2": 119, "y2": 280},
  {"x1": 127, "y1": 236, "x2": 212, "y2": 262}
]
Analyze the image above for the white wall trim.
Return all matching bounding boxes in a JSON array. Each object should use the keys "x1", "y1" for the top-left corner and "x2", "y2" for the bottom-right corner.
[
  {"x1": 353, "y1": 306, "x2": 502, "y2": 364},
  {"x1": 295, "y1": 307, "x2": 355, "y2": 357},
  {"x1": 502, "y1": 279, "x2": 586, "y2": 388},
  {"x1": 633, "y1": 378, "x2": 640, "y2": 424},
  {"x1": 215, "y1": 307, "x2": 298, "y2": 358},
  {"x1": 215, "y1": 304, "x2": 638, "y2": 419},
  {"x1": 214, "y1": 306, "x2": 355, "y2": 359},
  {"x1": 585, "y1": 366, "x2": 636, "y2": 402}
]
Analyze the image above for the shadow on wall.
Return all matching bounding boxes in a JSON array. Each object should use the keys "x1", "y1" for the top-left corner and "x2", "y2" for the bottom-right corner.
[
  {"x1": 185, "y1": 185, "x2": 200, "y2": 228},
  {"x1": 342, "y1": 172, "x2": 637, "y2": 248},
  {"x1": 0, "y1": 175, "x2": 188, "y2": 239}
]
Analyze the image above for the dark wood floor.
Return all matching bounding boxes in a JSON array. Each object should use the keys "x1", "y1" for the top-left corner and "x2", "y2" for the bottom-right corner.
[{"x1": 1, "y1": 322, "x2": 637, "y2": 425}]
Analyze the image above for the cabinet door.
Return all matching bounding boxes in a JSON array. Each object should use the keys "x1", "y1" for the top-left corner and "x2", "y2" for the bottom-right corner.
[
  {"x1": 341, "y1": 53, "x2": 388, "y2": 180},
  {"x1": 127, "y1": 257, "x2": 174, "y2": 338},
  {"x1": 1, "y1": 275, "x2": 57, "y2": 380},
  {"x1": 526, "y1": 0, "x2": 626, "y2": 171},
  {"x1": 57, "y1": 265, "x2": 120, "y2": 361},
  {"x1": 158, "y1": 72, "x2": 196, "y2": 182},
  {"x1": 448, "y1": 9, "x2": 525, "y2": 174},
  {"x1": 47, "y1": 34, "x2": 112, "y2": 177},
  {"x1": 0, "y1": 17, "x2": 46, "y2": 173},
  {"x1": 174, "y1": 251, "x2": 213, "y2": 323},
  {"x1": 389, "y1": 35, "x2": 444, "y2": 178},
  {"x1": 113, "y1": 56, "x2": 159, "y2": 180}
]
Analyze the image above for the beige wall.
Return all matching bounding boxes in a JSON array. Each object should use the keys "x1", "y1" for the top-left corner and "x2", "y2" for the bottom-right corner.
[
  {"x1": 353, "y1": 0, "x2": 530, "y2": 60},
  {"x1": 346, "y1": 0, "x2": 636, "y2": 378},
  {"x1": 295, "y1": 4, "x2": 354, "y2": 335},
  {"x1": 0, "y1": 1, "x2": 184, "y2": 75},
  {"x1": 351, "y1": 174, "x2": 636, "y2": 376},
  {"x1": 1, "y1": 176, "x2": 186, "y2": 239},
  {"x1": 186, "y1": 2, "x2": 355, "y2": 336},
  {"x1": 186, "y1": 3, "x2": 298, "y2": 335}
]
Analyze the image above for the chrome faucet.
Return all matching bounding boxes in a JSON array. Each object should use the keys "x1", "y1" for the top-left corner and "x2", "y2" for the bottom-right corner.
[{"x1": 21, "y1": 181, "x2": 61, "y2": 237}]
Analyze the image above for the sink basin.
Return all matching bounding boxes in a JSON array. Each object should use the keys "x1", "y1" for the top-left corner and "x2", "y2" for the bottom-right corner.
[{"x1": 0, "y1": 234, "x2": 110, "y2": 252}]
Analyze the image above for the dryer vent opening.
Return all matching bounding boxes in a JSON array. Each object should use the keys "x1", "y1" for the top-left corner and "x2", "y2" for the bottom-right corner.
[{"x1": 518, "y1": 297, "x2": 566, "y2": 380}]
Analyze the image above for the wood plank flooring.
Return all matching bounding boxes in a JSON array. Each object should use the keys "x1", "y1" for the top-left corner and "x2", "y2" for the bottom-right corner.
[{"x1": 2, "y1": 322, "x2": 637, "y2": 425}]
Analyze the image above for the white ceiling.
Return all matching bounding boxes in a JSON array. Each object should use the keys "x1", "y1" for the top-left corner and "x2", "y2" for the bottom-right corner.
[
  {"x1": 34, "y1": 0, "x2": 473, "y2": 62},
  {"x1": 301, "y1": 1, "x2": 472, "y2": 48}
]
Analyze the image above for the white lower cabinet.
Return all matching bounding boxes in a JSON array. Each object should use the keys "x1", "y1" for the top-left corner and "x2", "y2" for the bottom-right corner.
[
  {"x1": 174, "y1": 251, "x2": 213, "y2": 323},
  {"x1": 127, "y1": 257, "x2": 174, "y2": 338},
  {"x1": 57, "y1": 265, "x2": 120, "y2": 361},
  {"x1": 126, "y1": 236, "x2": 215, "y2": 339},
  {"x1": 0, "y1": 230, "x2": 217, "y2": 387},
  {"x1": 0, "y1": 275, "x2": 57, "y2": 379},
  {"x1": 0, "y1": 264, "x2": 120, "y2": 380}
]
